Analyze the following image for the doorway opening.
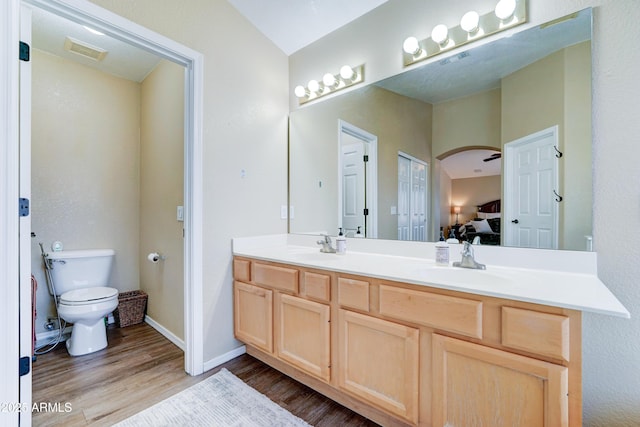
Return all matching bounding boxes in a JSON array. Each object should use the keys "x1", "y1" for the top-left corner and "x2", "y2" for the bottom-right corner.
[{"x1": 16, "y1": 2, "x2": 204, "y2": 417}]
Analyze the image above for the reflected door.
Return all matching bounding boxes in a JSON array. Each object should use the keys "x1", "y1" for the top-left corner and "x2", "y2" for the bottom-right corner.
[
  {"x1": 398, "y1": 153, "x2": 428, "y2": 241},
  {"x1": 504, "y1": 126, "x2": 559, "y2": 249},
  {"x1": 341, "y1": 139, "x2": 366, "y2": 236}
]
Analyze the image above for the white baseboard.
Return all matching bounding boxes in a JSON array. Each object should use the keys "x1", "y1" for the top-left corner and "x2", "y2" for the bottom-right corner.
[
  {"x1": 203, "y1": 345, "x2": 246, "y2": 372},
  {"x1": 144, "y1": 315, "x2": 185, "y2": 351},
  {"x1": 142, "y1": 315, "x2": 245, "y2": 372}
]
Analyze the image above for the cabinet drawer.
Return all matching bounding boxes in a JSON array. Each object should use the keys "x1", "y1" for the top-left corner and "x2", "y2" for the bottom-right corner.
[
  {"x1": 379, "y1": 285, "x2": 482, "y2": 339},
  {"x1": 502, "y1": 307, "x2": 570, "y2": 361},
  {"x1": 253, "y1": 262, "x2": 299, "y2": 293},
  {"x1": 338, "y1": 277, "x2": 370, "y2": 312},
  {"x1": 233, "y1": 258, "x2": 251, "y2": 282},
  {"x1": 303, "y1": 271, "x2": 331, "y2": 302}
]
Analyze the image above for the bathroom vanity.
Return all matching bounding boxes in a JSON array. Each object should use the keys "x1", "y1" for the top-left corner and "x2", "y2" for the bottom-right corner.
[{"x1": 232, "y1": 235, "x2": 629, "y2": 427}]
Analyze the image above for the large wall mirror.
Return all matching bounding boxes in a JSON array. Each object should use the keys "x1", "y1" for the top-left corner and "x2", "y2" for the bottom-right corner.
[{"x1": 289, "y1": 8, "x2": 592, "y2": 251}]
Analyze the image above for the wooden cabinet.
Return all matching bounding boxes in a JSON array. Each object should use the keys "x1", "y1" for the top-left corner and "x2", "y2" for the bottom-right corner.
[
  {"x1": 338, "y1": 309, "x2": 419, "y2": 423},
  {"x1": 233, "y1": 281, "x2": 273, "y2": 353},
  {"x1": 276, "y1": 293, "x2": 330, "y2": 382},
  {"x1": 432, "y1": 334, "x2": 568, "y2": 427},
  {"x1": 233, "y1": 257, "x2": 581, "y2": 427}
]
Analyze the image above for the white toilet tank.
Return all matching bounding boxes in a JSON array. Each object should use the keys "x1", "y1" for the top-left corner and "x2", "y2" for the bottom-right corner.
[{"x1": 46, "y1": 249, "x2": 115, "y2": 295}]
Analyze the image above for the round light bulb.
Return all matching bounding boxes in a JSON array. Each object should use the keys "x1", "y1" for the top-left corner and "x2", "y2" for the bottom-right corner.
[
  {"x1": 308, "y1": 79, "x2": 320, "y2": 93},
  {"x1": 339, "y1": 65, "x2": 354, "y2": 80},
  {"x1": 431, "y1": 24, "x2": 449, "y2": 45},
  {"x1": 460, "y1": 11, "x2": 480, "y2": 33},
  {"x1": 495, "y1": 0, "x2": 516, "y2": 20},
  {"x1": 402, "y1": 36, "x2": 421, "y2": 55},
  {"x1": 323, "y1": 73, "x2": 337, "y2": 87},
  {"x1": 294, "y1": 85, "x2": 306, "y2": 98}
]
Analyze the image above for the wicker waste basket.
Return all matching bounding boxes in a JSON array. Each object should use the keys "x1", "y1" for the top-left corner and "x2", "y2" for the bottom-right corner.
[{"x1": 113, "y1": 290, "x2": 148, "y2": 328}]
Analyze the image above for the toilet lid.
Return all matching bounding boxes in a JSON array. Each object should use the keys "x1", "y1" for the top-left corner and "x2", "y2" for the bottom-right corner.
[{"x1": 60, "y1": 286, "x2": 118, "y2": 305}]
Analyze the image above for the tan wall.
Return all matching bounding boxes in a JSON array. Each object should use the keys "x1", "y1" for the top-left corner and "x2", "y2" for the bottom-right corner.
[
  {"x1": 438, "y1": 167, "x2": 452, "y2": 229},
  {"x1": 90, "y1": 0, "x2": 290, "y2": 360},
  {"x1": 290, "y1": 85, "x2": 431, "y2": 240},
  {"x1": 451, "y1": 175, "x2": 502, "y2": 224},
  {"x1": 433, "y1": 88, "x2": 502, "y2": 158},
  {"x1": 563, "y1": 41, "x2": 592, "y2": 250},
  {"x1": 31, "y1": 49, "x2": 141, "y2": 334},
  {"x1": 140, "y1": 60, "x2": 184, "y2": 339}
]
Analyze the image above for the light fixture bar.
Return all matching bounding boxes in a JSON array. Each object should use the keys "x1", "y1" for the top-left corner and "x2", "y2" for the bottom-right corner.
[
  {"x1": 295, "y1": 64, "x2": 365, "y2": 105},
  {"x1": 403, "y1": 0, "x2": 527, "y2": 67}
]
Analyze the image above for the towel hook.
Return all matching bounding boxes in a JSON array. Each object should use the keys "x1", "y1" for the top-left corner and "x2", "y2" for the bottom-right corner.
[
  {"x1": 554, "y1": 146, "x2": 563, "y2": 158},
  {"x1": 553, "y1": 190, "x2": 563, "y2": 202}
]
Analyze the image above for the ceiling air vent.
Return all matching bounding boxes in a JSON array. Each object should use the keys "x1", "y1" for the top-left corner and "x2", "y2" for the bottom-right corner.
[{"x1": 63, "y1": 36, "x2": 107, "y2": 61}]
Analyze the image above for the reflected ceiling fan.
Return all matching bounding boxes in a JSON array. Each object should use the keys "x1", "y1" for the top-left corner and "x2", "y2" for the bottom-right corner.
[{"x1": 483, "y1": 152, "x2": 501, "y2": 162}]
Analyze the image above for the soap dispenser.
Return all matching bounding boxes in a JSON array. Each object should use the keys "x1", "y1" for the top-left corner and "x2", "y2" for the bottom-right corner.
[{"x1": 336, "y1": 228, "x2": 347, "y2": 255}]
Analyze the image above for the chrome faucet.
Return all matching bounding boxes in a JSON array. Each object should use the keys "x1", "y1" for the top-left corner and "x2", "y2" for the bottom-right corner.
[
  {"x1": 453, "y1": 241, "x2": 486, "y2": 270},
  {"x1": 317, "y1": 234, "x2": 336, "y2": 253}
]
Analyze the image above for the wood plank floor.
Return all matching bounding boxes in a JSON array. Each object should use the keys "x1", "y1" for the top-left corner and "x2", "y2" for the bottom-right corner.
[{"x1": 32, "y1": 323, "x2": 378, "y2": 426}]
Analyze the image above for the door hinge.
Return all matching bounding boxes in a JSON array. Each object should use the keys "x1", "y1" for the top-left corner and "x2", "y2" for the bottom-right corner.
[
  {"x1": 19, "y1": 41, "x2": 30, "y2": 61},
  {"x1": 19, "y1": 198, "x2": 30, "y2": 217},
  {"x1": 363, "y1": 155, "x2": 369, "y2": 162},
  {"x1": 363, "y1": 208, "x2": 369, "y2": 216},
  {"x1": 19, "y1": 356, "x2": 30, "y2": 376}
]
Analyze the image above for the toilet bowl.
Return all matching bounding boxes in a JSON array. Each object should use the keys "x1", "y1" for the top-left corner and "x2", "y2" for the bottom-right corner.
[
  {"x1": 57, "y1": 286, "x2": 119, "y2": 356},
  {"x1": 46, "y1": 249, "x2": 119, "y2": 356}
]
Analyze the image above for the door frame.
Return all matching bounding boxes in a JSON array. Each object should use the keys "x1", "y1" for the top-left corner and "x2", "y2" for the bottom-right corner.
[
  {"x1": 1, "y1": 0, "x2": 22, "y2": 425},
  {"x1": 337, "y1": 120, "x2": 378, "y2": 238},
  {"x1": 503, "y1": 125, "x2": 559, "y2": 249},
  {"x1": 1, "y1": 2, "x2": 204, "y2": 420}
]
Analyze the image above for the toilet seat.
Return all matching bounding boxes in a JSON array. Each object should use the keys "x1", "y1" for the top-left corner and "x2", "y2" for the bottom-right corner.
[{"x1": 60, "y1": 286, "x2": 118, "y2": 306}]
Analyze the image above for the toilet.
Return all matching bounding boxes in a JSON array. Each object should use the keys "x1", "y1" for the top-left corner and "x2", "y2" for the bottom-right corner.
[{"x1": 46, "y1": 249, "x2": 119, "y2": 356}]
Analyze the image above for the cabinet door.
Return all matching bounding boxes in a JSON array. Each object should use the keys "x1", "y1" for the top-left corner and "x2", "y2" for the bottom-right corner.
[
  {"x1": 338, "y1": 309, "x2": 419, "y2": 423},
  {"x1": 276, "y1": 293, "x2": 331, "y2": 382},
  {"x1": 234, "y1": 281, "x2": 273, "y2": 353},
  {"x1": 432, "y1": 334, "x2": 568, "y2": 427}
]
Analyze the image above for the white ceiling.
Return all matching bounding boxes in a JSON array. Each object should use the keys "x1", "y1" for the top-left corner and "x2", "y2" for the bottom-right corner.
[
  {"x1": 440, "y1": 149, "x2": 501, "y2": 179},
  {"x1": 226, "y1": 0, "x2": 389, "y2": 55}
]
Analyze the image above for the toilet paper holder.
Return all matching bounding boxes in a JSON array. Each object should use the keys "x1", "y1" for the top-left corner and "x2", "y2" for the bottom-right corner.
[{"x1": 147, "y1": 252, "x2": 166, "y2": 263}]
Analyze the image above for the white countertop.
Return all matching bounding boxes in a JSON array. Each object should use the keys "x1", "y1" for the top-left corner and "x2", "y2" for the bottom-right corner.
[{"x1": 232, "y1": 234, "x2": 630, "y2": 319}]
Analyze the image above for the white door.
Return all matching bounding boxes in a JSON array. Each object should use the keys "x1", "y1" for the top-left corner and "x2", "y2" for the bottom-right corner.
[
  {"x1": 398, "y1": 153, "x2": 428, "y2": 242},
  {"x1": 341, "y1": 139, "x2": 365, "y2": 236},
  {"x1": 398, "y1": 155, "x2": 410, "y2": 240},
  {"x1": 338, "y1": 121, "x2": 377, "y2": 238},
  {"x1": 411, "y1": 160, "x2": 427, "y2": 241},
  {"x1": 503, "y1": 126, "x2": 559, "y2": 249}
]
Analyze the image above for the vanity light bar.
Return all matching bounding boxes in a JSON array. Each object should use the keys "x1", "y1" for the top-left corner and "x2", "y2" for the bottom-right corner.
[
  {"x1": 294, "y1": 64, "x2": 365, "y2": 105},
  {"x1": 402, "y1": 0, "x2": 527, "y2": 67}
]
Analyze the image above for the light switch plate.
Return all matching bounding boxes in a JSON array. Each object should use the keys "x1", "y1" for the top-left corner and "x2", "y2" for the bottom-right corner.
[
  {"x1": 280, "y1": 205, "x2": 288, "y2": 219},
  {"x1": 177, "y1": 206, "x2": 184, "y2": 222}
]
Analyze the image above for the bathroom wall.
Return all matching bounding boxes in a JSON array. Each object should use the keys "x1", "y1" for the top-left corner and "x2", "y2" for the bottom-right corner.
[
  {"x1": 290, "y1": 0, "x2": 640, "y2": 424},
  {"x1": 451, "y1": 175, "x2": 502, "y2": 224},
  {"x1": 88, "y1": 0, "x2": 290, "y2": 361},
  {"x1": 31, "y1": 48, "x2": 141, "y2": 335},
  {"x1": 432, "y1": 88, "x2": 502, "y2": 158},
  {"x1": 139, "y1": 59, "x2": 185, "y2": 340}
]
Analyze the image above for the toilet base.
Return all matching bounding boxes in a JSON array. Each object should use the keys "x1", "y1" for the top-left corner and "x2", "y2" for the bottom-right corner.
[{"x1": 66, "y1": 318, "x2": 108, "y2": 356}]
